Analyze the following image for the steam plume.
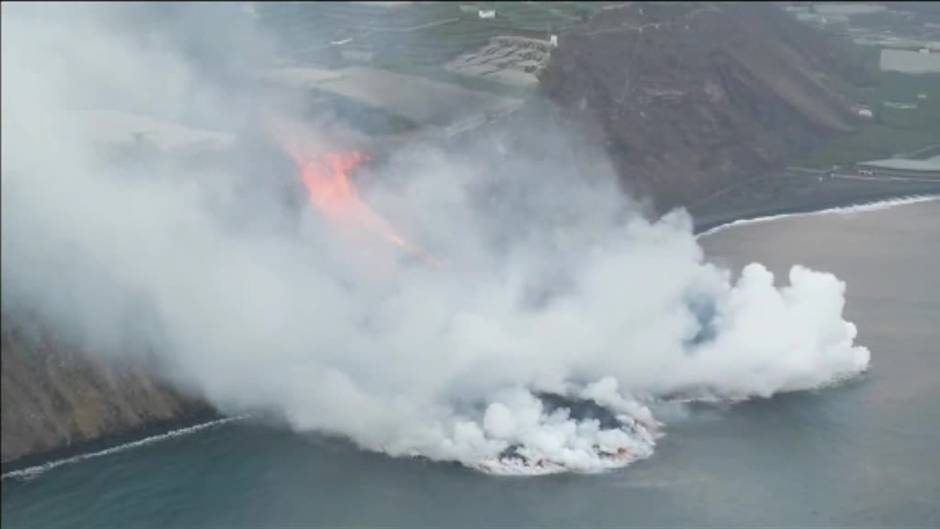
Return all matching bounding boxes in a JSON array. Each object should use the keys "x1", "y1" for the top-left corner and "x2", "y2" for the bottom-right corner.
[{"x1": 1, "y1": 3, "x2": 869, "y2": 473}]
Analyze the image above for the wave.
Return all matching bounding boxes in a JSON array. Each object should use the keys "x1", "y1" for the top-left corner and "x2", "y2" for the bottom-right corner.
[
  {"x1": 697, "y1": 194, "x2": 940, "y2": 238},
  {"x1": 1, "y1": 416, "x2": 246, "y2": 481}
]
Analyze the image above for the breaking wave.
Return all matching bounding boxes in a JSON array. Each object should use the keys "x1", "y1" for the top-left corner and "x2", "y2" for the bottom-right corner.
[
  {"x1": 698, "y1": 194, "x2": 940, "y2": 238},
  {"x1": 1, "y1": 417, "x2": 244, "y2": 482}
]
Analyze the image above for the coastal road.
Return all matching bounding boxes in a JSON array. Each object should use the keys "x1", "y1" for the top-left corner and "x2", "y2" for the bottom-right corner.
[
  {"x1": 692, "y1": 166, "x2": 940, "y2": 211},
  {"x1": 687, "y1": 165, "x2": 940, "y2": 233},
  {"x1": 786, "y1": 165, "x2": 940, "y2": 183}
]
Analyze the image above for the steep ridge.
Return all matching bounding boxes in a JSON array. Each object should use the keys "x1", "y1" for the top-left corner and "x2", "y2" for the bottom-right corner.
[
  {"x1": 540, "y1": 2, "x2": 870, "y2": 211},
  {"x1": 1, "y1": 314, "x2": 212, "y2": 468}
]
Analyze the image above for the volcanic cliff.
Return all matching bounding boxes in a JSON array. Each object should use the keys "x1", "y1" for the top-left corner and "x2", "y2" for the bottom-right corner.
[
  {"x1": 1, "y1": 314, "x2": 215, "y2": 468},
  {"x1": 539, "y1": 2, "x2": 870, "y2": 212}
]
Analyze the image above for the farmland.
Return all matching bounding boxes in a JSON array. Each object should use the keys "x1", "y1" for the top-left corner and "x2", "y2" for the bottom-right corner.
[
  {"x1": 801, "y1": 58, "x2": 940, "y2": 167},
  {"x1": 253, "y1": 2, "x2": 623, "y2": 135},
  {"x1": 254, "y1": 2, "x2": 617, "y2": 82},
  {"x1": 782, "y1": 2, "x2": 940, "y2": 167}
]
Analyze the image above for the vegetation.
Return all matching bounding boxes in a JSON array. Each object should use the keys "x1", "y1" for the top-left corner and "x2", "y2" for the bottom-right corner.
[
  {"x1": 256, "y1": 2, "x2": 606, "y2": 67},
  {"x1": 371, "y1": 61, "x2": 535, "y2": 99},
  {"x1": 800, "y1": 48, "x2": 940, "y2": 168},
  {"x1": 255, "y1": 2, "x2": 595, "y2": 109}
]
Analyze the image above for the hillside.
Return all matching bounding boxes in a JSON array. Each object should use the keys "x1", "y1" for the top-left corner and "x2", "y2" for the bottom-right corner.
[
  {"x1": 255, "y1": 1, "x2": 597, "y2": 68},
  {"x1": 540, "y1": 2, "x2": 871, "y2": 211},
  {"x1": 1, "y1": 314, "x2": 213, "y2": 469}
]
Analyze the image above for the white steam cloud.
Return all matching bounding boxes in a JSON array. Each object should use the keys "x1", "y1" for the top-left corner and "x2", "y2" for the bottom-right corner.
[{"x1": 1, "y1": 4, "x2": 869, "y2": 474}]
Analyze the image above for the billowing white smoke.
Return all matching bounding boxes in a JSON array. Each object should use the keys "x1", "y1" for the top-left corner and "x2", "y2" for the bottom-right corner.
[{"x1": 1, "y1": 4, "x2": 870, "y2": 473}]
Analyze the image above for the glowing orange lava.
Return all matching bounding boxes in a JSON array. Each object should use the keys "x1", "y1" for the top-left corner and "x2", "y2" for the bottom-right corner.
[{"x1": 284, "y1": 144, "x2": 441, "y2": 267}]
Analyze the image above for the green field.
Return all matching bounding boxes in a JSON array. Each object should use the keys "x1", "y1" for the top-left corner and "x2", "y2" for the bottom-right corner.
[
  {"x1": 801, "y1": 47, "x2": 940, "y2": 167},
  {"x1": 256, "y1": 2, "x2": 608, "y2": 66},
  {"x1": 370, "y1": 61, "x2": 535, "y2": 99},
  {"x1": 255, "y1": 2, "x2": 618, "y2": 94}
]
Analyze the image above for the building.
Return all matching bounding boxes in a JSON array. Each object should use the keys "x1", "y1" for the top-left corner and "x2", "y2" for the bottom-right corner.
[
  {"x1": 856, "y1": 155, "x2": 940, "y2": 175},
  {"x1": 880, "y1": 48, "x2": 940, "y2": 74},
  {"x1": 883, "y1": 101, "x2": 917, "y2": 110},
  {"x1": 852, "y1": 105, "x2": 874, "y2": 119}
]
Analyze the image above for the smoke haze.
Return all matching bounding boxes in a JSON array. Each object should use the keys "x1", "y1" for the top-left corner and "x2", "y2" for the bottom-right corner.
[{"x1": 1, "y1": 3, "x2": 870, "y2": 473}]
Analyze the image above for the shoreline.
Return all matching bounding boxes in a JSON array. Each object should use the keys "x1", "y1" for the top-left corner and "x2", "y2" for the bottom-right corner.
[
  {"x1": 1, "y1": 405, "x2": 225, "y2": 479},
  {"x1": 694, "y1": 193, "x2": 940, "y2": 237},
  {"x1": 4, "y1": 186, "x2": 938, "y2": 482},
  {"x1": 689, "y1": 174, "x2": 940, "y2": 234}
]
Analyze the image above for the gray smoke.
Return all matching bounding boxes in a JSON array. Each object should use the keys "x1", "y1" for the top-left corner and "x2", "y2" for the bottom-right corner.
[{"x1": 1, "y1": 3, "x2": 869, "y2": 473}]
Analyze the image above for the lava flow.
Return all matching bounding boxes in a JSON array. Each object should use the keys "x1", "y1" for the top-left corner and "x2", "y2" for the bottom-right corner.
[{"x1": 285, "y1": 145, "x2": 441, "y2": 267}]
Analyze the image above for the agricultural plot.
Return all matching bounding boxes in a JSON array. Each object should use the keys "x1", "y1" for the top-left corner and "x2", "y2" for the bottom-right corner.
[
  {"x1": 309, "y1": 66, "x2": 522, "y2": 126},
  {"x1": 800, "y1": 33, "x2": 940, "y2": 167},
  {"x1": 255, "y1": 2, "x2": 605, "y2": 71},
  {"x1": 262, "y1": 64, "x2": 522, "y2": 134},
  {"x1": 252, "y1": 2, "x2": 610, "y2": 137},
  {"x1": 445, "y1": 36, "x2": 554, "y2": 88},
  {"x1": 65, "y1": 109, "x2": 235, "y2": 152}
]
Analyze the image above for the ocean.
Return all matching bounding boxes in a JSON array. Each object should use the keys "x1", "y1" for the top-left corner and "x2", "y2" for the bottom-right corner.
[{"x1": 3, "y1": 199, "x2": 938, "y2": 528}]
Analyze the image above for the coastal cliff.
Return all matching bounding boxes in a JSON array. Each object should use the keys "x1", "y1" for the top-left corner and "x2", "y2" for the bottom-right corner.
[
  {"x1": 1, "y1": 316, "x2": 210, "y2": 469},
  {"x1": 540, "y1": 2, "x2": 870, "y2": 212}
]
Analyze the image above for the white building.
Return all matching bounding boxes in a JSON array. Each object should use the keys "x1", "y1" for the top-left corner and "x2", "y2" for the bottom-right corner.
[
  {"x1": 880, "y1": 48, "x2": 940, "y2": 74},
  {"x1": 478, "y1": 9, "x2": 495, "y2": 19}
]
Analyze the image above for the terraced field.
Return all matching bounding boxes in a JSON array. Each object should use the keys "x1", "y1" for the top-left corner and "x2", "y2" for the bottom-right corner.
[
  {"x1": 802, "y1": 64, "x2": 940, "y2": 167},
  {"x1": 255, "y1": 2, "x2": 614, "y2": 69},
  {"x1": 254, "y1": 3, "x2": 622, "y2": 135}
]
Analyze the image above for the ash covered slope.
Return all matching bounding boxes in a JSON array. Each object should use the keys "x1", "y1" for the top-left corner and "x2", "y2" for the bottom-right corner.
[
  {"x1": 540, "y1": 2, "x2": 868, "y2": 211},
  {"x1": 1, "y1": 316, "x2": 204, "y2": 466}
]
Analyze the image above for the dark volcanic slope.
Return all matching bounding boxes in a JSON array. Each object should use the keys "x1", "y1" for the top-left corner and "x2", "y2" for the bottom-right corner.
[
  {"x1": 0, "y1": 317, "x2": 208, "y2": 469},
  {"x1": 540, "y1": 2, "x2": 869, "y2": 212}
]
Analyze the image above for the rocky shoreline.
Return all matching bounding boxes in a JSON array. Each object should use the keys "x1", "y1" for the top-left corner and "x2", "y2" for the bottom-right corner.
[
  {"x1": 689, "y1": 171, "x2": 940, "y2": 234},
  {"x1": 1, "y1": 403, "x2": 219, "y2": 477}
]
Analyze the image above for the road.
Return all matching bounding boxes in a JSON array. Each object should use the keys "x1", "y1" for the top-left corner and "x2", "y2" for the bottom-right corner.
[
  {"x1": 689, "y1": 165, "x2": 940, "y2": 212},
  {"x1": 786, "y1": 165, "x2": 940, "y2": 182}
]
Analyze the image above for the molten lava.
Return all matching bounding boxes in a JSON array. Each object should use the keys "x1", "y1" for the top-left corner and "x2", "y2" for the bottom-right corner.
[
  {"x1": 285, "y1": 145, "x2": 440, "y2": 267},
  {"x1": 295, "y1": 150, "x2": 406, "y2": 246}
]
